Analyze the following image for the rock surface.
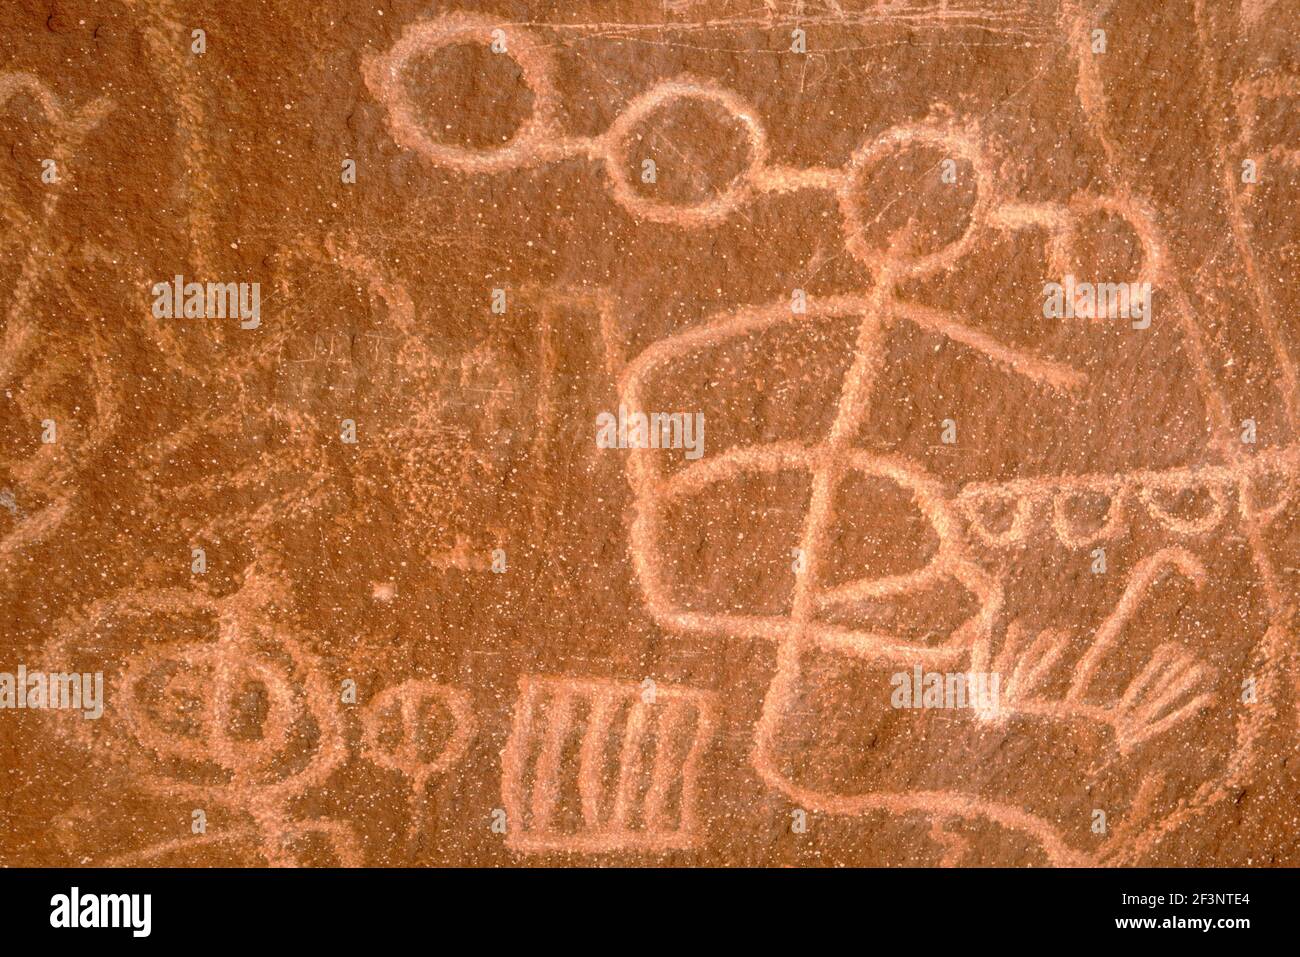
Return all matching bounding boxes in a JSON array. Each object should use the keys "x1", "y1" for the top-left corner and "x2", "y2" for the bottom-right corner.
[{"x1": 0, "y1": 0, "x2": 1295, "y2": 866}]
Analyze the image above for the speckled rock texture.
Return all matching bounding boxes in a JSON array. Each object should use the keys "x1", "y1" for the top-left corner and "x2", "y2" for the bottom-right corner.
[{"x1": 0, "y1": 0, "x2": 1296, "y2": 866}]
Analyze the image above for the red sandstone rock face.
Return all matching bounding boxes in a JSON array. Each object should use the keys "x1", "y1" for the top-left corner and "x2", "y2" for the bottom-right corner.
[{"x1": 0, "y1": 0, "x2": 1295, "y2": 866}]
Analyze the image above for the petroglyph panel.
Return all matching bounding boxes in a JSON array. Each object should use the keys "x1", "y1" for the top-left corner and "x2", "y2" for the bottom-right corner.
[{"x1": 0, "y1": 0, "x2": 1295, "y2": 867}]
